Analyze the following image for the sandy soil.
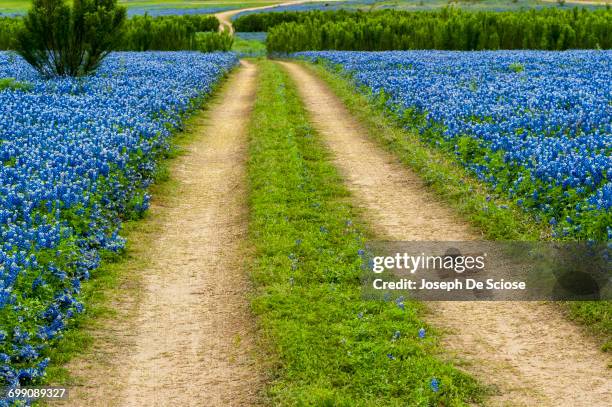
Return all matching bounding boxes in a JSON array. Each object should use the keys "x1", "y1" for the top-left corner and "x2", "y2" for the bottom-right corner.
[
  {"x1": 279, "y1": 61, "x2": 611, "y2": 406},
  {"x1": 61, "y1": 61, "x2": 262, "y2": 407},
  {"x1": 120, "y1": 60, "x2": 261, "y2": 407}
]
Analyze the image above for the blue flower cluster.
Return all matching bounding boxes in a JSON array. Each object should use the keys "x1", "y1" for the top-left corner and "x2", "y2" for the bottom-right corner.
[
  {"x1": 0, "y1": 51, "x2": 237, "y2": 390},
  {"x1": 295, "y1": 50, "x2": 611, "y2": 240}
]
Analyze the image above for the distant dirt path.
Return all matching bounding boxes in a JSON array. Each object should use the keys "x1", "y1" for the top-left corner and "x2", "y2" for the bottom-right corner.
[
  {"x1": 63, "y1": 61, "x2": 262, "y2": 407},
  {"x1": 279, "y1": 61, "x2": 612, "y2": 406},
  {"x1": 216, "y1": 0, "x2": 342, "y2": 33}
]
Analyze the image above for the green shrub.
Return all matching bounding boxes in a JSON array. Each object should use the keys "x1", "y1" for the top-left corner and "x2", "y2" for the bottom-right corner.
[
  {"x1": 118, "y1": 14, "x2": 219, "y2": 51},
  {"x1": 0, "y1": 17, "x2": 23, "y2": 50},
  {"x1": 195, "y1": 31, "x2": 233, "y2": 52},
  {"x1": 2, "y1": 14, "x2": 221, "y2": 52},
  {"x1": 252, "y1": 8, "x2": 612, "y2": 53},
  {"x1": 17, "y1": 0, "x2": 126, "y2": 77}
]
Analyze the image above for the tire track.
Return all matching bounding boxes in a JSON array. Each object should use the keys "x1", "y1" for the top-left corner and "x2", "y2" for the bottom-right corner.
[
  {"x1": 118, "y1": 60, "x2": 261, "y2": 407},
  {"x1": 62, "y1": 61, "x2": 262, "y2": 407}
]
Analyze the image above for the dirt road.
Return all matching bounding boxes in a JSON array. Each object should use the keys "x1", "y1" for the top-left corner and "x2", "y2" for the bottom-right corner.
[
  {"x1": 215, "y1": 0, "x2": 343, "y2": 33},
  {"x1": 279, "y1": 60, "x2": 611, "y2": 406}
]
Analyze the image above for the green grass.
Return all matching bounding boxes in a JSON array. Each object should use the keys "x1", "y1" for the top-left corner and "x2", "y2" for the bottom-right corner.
[
  {"x1": 0, "y1": 77, "x2": 32, "y2": 91},
  {"x1": 300, "y1": 60, "x2": 612, "y2": 351},
  {"x1": 565, "y1": 302, "x2": 612, "y2": 351},
  {"x1": 232, "y1": 36, "x2": 267, "y2": 55},
  {"x1": 121, "y1": 0, "x2": 278, "y2": 10},
  {"x1": 247, "y1": 59, "x2": 483, "y2": 405}
]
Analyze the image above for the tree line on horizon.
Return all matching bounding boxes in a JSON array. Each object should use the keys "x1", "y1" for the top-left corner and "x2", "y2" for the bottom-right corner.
[{"x1": 233, "y1": 8, "x2": 612, "y2": 52}]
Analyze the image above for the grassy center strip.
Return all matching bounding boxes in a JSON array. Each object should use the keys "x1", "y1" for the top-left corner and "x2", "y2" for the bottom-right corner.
[{"x1": 246, "y1": 60, "x2": 483, "y2": 405}]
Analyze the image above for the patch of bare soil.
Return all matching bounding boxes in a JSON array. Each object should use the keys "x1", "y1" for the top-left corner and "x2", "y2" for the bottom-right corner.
[{"x1": 279, "y1": 60, "x2": 611, "y2": 407}]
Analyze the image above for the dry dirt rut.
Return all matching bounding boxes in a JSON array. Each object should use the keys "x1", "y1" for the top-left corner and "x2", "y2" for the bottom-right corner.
[
  {"x1": 279, "y1": 61, "x2": 611, "y2": 406},
  {"x1": 113, "y1": 61, "x2": 261, "y2": 406}
]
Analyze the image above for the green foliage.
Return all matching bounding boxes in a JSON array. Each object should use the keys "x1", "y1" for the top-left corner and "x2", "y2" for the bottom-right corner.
[
  {"x1": 234, "y1": 10, "x2": 304, "y2": 31},
  {"x1": 0, "y1": 76, "x2": 32, "y2": 91},
  {"x1": 247, "y1": 60, "x2": 483, "y2": 405},
  {"x1": 17, "y1": 0, "x2": 126, "y2": 77},
  {"x1": 238, "y1": 8, "x2": 612, "y2": 53},
  {"x1": 565, "y1": 301, "x2": 612, "y2": 351},
  {"x1": 194, "y1": 31, "x2": 233, "y2": 52},
  {"x1": 0, "y1": 17, "x2": 22, "y2": 49},
  {"x1": 118, "y1": 14, "x2": 219, "y2": 51},
  {"x1": 508, "y1": 62, "x2": 525, "y2": 72}
]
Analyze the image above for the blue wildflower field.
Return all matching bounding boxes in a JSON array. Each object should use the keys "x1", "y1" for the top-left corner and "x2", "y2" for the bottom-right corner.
[
  {"x1": 0, "y1": 51, "x2": 237, "y2": 388},
  {"x1": 296, "y1": 50, "x2": 611, "y2": 240}
]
